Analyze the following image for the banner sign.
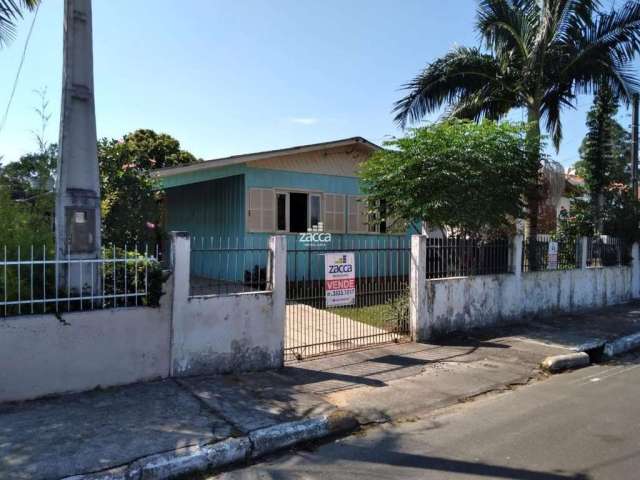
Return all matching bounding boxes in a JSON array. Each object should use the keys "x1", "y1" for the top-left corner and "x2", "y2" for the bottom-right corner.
[
  {"x1": 547, "y1": 241, "x2": 559, "y2": 270},
  {"x1": 325, "y1": 252, "x2": 356, "y2": 307}
]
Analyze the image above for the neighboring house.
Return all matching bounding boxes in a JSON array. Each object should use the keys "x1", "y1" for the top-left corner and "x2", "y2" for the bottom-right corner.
[
  {"x1": 556, "y1": 173, "x2": 587, "y2": 218},
  {"x1": 153, "y1": 137, "x2": 413, "y2": 282}
]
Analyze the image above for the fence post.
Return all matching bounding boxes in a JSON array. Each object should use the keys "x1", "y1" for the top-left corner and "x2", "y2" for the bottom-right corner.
[
  {"x1": 511, "y1": 234, "x2": 523, "y2": 278},
  {"x1": 580, "y1": 237, "x2": 589, "y2": 269},
  {"x1": 269, "y1": 235, "x2": 287, "y2": 366},
  {"x1": 410, "y1": 235, "x2": 427, "y2": 341},
  {"x1": 169, "y1": 231, "x2": 190, "y2": 377},
  {"x1": 632, "y1": 242, "x2": 640, "y2": 299}
]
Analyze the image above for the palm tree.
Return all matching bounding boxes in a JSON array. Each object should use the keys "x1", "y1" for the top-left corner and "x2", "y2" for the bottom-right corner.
[
  {"x1": 393, "y1": 0, "x2": 640, "y2": 264},
  {"x1": 0, "y1": 0, "x2": 40, "y2": 48}
]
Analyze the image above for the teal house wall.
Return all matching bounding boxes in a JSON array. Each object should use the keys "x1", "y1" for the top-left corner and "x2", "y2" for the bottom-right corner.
[{"x1": 163, "y1": 166, "x2": 413, "y2": 283}]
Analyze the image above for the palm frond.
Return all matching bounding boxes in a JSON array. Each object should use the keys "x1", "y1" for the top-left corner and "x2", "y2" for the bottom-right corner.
[
  {"x1": 541, "y1": 82, "x2": 577, "y2": 150},
  {"x1": 448, "y1": 83, "x2": 520, "y2": 121},
  {"x1": 476, "y1": 0, "x2": 535, "y2": 57},
  {"x1": 562, "y1": 1, "x2": 640, "y2": 73},
  {"x1": 0, "y1": 0, "x2": 39, "y2": 48},
  {"x1": 552, "y1": 0, "x2": 600, "y2": 44},
  {"x1": 393, "y1": 47, "x2": 506, "y2": 128}
]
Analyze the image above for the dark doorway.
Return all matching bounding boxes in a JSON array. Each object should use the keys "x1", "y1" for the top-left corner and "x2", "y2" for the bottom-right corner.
[{"x1": 290, "y1": 192, "x2": 308, "y2": 233}]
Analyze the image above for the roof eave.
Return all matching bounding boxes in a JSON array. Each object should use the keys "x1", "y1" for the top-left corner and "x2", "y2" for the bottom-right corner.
[{"x1": 152, "y1": 136, "x2": 379, "y2": 179}]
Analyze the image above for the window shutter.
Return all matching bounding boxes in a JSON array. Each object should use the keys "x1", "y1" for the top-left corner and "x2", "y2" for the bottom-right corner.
[
  {"x1": 348, "y1": 196, "x2": 367, "y2": 233},
  {"x1": 261, "y1": 188, "x2": 275, "y2": 232},
  {"x1": 323, "y1": 193, "x2": 346, "y2": 233},
  {"x1": 335, "y1": 194, "x2": 346, "y2": 233},
  {"x1": 247, "y1": 188, "x2": 275, "y2": 232}
]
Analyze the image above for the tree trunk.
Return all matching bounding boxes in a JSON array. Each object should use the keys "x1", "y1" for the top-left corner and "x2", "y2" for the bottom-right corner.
[
  {"x1": 595, "y1": 190, "x2": 604, "y2": 235},
  {"x1": 524, "y1": 106, "x2": 542, "y2": 270}
]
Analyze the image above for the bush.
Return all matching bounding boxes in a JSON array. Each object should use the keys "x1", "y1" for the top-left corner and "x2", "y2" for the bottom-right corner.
[{"x1": 102, "y1": 247, "x2": 165, "y2": 307}]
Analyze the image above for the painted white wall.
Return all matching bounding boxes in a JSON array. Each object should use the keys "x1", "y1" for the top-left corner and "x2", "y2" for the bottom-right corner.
[
  {"x1": 169, "y1": 233, "x2": 286, "y2": 376},
  {"x1": 420, "y1": 265, "x2": 637, "y2": 340},
  {"x1": 171, "y1": 292, "x2": 282, "y2": 375},
  {"x1": 0, "y1": 282, "x2": 172, "y2": 403},
  {"x1": 0, "y1": 233, "x2": 288, "y2": 403}
]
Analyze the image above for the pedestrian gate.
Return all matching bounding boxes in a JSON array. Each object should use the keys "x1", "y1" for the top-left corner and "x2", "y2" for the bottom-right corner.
[{"x1": 284, "y1": 239, "x2": 411, "y2": 361}]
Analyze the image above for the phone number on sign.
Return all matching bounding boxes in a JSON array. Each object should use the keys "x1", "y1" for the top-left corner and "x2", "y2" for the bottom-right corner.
[{"x1": 326, "y1": 289, "x2": 355, "y2": 297}]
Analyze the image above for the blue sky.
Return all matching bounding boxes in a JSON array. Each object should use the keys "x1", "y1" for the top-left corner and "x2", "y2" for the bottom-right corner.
[{"x1": 0, "y1": 0, "x2": 634, "y2": 168}]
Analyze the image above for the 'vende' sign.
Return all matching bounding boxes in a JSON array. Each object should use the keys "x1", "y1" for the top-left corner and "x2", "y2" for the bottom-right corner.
[{"x1": 325, "y1": 252, "x2": 356, "y2": 307}]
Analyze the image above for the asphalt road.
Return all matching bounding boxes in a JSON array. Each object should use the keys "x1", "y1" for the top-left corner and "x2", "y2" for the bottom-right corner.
[{"x1": 212, "y1": 352, "x2": 640, "y2": 480}]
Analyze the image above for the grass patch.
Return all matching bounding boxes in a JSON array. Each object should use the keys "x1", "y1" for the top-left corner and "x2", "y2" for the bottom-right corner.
[{"x1": 329, "y1": 294, "x2": 409, "y2": 331}]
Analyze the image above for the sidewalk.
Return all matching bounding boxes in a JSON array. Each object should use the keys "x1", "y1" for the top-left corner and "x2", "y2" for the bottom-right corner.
[{"x1": 2, "y1": 301, "x2": 640, "y2": 480}]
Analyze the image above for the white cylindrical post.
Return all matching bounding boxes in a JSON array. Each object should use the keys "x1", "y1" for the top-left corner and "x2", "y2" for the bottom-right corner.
[
  {"x1": 580, "y1": 237, "x2": 589, "y2": 269},
  {"x1": 269, "y1": 235, "x2": 287, "y2": 366},
  {"x1": 511, "y1": 234, "x2": 523, "y2": 278},
  {"x1": 410, "y1": 235, "x2": 427, "y2": 341},
  {"x1": 169, "y1": 231, "x2": 190, "y2": 376},
  {"x1": 632, "y1": 242, "x2": 640, "y2": 298}
]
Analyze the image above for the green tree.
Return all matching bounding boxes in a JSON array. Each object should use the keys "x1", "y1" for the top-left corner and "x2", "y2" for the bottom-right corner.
[
  {"x1": 0, "y1": 144, "x2": 56, "y2": 201},
  {"x1": 360, "y1": 120, "x2": 534, "y2": 237},
  {"x1": 573, "y1": 85, "x2": 631, "y2": 232},
  {"x1": 392, "y1": 0, "x2": 640, "y2": 250},
  {"x1": 99, "y1": 129, "x2": 197, "y2": 246},
  {"x1": 0, "y1": 0, "x2": 39, "y2": 48}
]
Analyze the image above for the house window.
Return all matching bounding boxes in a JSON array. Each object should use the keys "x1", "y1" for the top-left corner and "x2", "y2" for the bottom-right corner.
[
  {"x1": 265, "y1": 190, "x2": 323, "y2": 233},
  {"x1": 309, "y1": 194, "x2": 321, "y2": 229},
  {"x1": 248, "y1": 189, "x2": 394, "y2": 234},
  {"x1": 276, "y1": 193, "x2": 288, "y2": 231},
  {"x1": 289, "y1": 192, "x2": 308, "y2": 232}
]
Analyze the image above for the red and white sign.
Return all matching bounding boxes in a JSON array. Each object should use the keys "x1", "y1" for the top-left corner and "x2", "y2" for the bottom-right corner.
[{"x1": 325, "y1": 252, "x2": 356, "y2": 307}]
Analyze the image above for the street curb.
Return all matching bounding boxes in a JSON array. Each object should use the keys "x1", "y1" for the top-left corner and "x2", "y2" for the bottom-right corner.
[
  {"x1": 603, "y1": 332, "x2": 640, "y2": 358},
  {"x1": 540, "y1": 352, "x2": 590, "y2": 373},
  {"x1": 60, "y1": 411, "x2": 359, "y2": 480}
]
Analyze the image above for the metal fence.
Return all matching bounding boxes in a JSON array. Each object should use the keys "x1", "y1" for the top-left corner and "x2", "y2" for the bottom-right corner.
[
  {"x1": 190, "y1": 237, "x2": 272, "y2": 296},
  {"x1": 425, "y1": 237, "x2": 511, "y2": 278},
  {"x1": 586, "y1": 236, "x2": 630, "y2": 267},
  {"x1": 522, "y1": 237, "x2": 580, "y2": 272},
  {"x1": 0, "y1": 244, "x2": 161, "y2": 317},
  {"x1": 285, "y1": 237, "x2": 411, "y2": 361}
]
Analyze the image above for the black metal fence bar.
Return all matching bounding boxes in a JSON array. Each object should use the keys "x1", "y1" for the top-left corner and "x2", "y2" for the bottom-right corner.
[
  {"x1": 425, "y1": 237, "x2": 511, "y2": 279},
  {"x1": 285, "y1": 236, "x2": 411, "y2": 362},
  {"x1": 522, "y1": 238, "x2": 580, "y2": 272},
  {"x1": 586, "y1": 236, "x2": 629, "y2": 267},
  {"x1": 190, "y1": 236, "x2": 272, "y2": 296}
]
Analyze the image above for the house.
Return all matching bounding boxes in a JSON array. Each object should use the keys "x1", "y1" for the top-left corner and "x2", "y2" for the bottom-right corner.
[{"x1": 153, "y1": 137, "x2": 413, "y2": 284}]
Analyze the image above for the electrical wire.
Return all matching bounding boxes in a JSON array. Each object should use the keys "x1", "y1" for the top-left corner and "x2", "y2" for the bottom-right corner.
[{"x1": 0, "y1": 3, "x2": 41, "y2": 141}]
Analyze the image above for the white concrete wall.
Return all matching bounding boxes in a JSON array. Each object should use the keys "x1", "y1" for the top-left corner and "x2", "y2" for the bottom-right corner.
[
  {"x1": 421, "y1": 266, "x2": 634, "y2": 339},
  {"x1": 0, "y1": 232, "x2": 289, "y2": 403},
  {"x1": 0, "y1": 281, "x2": 172, "y2": 403},
  {"x1": 170, "y1": 292, "x2": 282, "y2": 375},
  {"x1": 169, "y1": 233, "x2": 286, "y2": 376}
]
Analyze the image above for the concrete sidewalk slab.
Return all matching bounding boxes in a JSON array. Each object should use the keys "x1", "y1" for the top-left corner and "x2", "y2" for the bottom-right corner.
[
  {"x1": 283, "y1": 338, "x2": 569, "y2": 423},
  {"x1": 0, "y1": 380, "x2": 233, "y2": 480},
  {"x1": 178, "y1": 371, "x2": 337, "y2": 433},
  {"x1": 483, "y1": 301, "x2": 640, "y2": 352}
]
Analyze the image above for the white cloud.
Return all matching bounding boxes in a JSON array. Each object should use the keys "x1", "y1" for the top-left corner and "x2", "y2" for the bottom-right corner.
[{"x1": 288, "y1": 117, "x2": 319, "y2": 125}]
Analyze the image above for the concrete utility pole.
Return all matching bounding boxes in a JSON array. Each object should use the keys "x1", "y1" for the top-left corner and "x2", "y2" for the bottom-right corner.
[{"x1": 55, "y1": 0, "x2": 101, "y2": 291}]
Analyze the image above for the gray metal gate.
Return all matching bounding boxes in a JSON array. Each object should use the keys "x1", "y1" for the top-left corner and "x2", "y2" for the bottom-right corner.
[{"x1": 284, "y1": 238, "x2": 411, "y2": 361}]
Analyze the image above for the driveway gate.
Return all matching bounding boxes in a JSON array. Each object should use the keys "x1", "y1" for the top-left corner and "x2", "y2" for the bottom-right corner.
[{"x1": 285, "y1": 238, "x2": 411, "y2": 361}]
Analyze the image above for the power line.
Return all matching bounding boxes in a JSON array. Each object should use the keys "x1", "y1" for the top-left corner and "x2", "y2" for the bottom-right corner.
[{"x1": 0, "y1": 3, "x2": 41, "y2": 140}]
